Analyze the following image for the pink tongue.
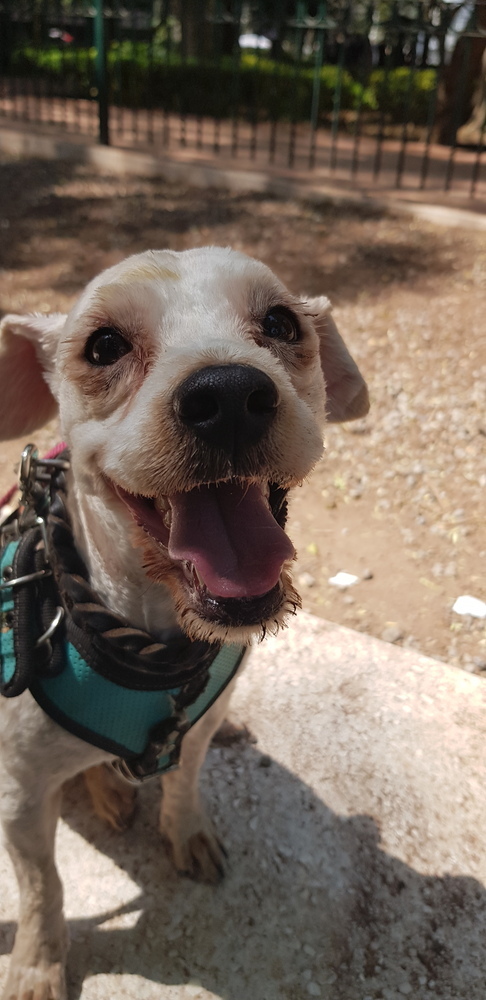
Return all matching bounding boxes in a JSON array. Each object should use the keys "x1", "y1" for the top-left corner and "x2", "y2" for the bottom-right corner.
[{"x1": 168, "y1": 482, "x2": 294, "y2": 598}]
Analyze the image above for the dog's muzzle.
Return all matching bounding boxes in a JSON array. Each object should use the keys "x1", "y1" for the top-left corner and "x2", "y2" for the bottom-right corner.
[
  {"x1": 173, "y1": 364, "x2": 279, "y2": 454},
  {"x1": 110, "y1": 364, "x2": 296, "y2": 633}
]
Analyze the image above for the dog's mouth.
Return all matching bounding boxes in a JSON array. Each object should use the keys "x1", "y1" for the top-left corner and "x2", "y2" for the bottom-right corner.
[{"x1": 111, "y1": 478, "x2": 295, "y2": 627}]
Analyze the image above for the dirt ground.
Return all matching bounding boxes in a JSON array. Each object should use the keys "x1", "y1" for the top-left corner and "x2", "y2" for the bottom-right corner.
[{"x1": 0, "y1": 155, "x2": 484, "y2": 673}]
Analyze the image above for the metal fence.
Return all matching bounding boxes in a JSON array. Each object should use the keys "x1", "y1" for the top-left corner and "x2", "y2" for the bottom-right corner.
[{"x1": 0, "y1": 1, "x2": 485, "y2": 197}]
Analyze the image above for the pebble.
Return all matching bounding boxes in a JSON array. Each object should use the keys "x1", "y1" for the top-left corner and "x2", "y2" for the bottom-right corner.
[
  {"x1": 258, "y1": 754, "x2": 272, "y2": 768},
  {"x1": 452, "y1": 595, "x2": 486, "y2": 618},
  {"x1": 402, "y1": 635, "x2": 418, "y2": 648},
  {"x1": 298, "y1": 572, "x2": 316, "y2": 588},
  {"x1": 381, "y1": 625, "x2": 404, "y2": 644},
  {"x1": 328, "y1": 571, "x2": 359, "y2": 588},
  {"x1": 303, "y1": 944, "x2": 316, "y2": 956},
  {"x1": 306, "y1": 983, "x2": 321, "y2": 996}
]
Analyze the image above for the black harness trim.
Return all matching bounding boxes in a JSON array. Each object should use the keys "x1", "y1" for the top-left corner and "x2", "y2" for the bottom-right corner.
[{"x1": 0, "y1": 446, "x2": 247, "y2": 779}]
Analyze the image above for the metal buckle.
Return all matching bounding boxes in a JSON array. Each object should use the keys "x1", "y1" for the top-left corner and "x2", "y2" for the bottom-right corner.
[
  {"x1": 14, "y1": 443, "x2": 70, "y2": 562},
  {"x1": 19, "y1": 444, "x2": 70, "y2": 513}
]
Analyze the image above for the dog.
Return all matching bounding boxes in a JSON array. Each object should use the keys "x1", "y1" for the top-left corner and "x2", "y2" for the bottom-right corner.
[{"x1": 0, "y1": 247, "x2": 368, "y2": 1000}]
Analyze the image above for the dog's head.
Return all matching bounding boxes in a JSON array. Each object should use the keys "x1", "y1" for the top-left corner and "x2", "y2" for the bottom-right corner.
[{"x1": 0, "y1": 247, "x2": 368, "y2": 643}]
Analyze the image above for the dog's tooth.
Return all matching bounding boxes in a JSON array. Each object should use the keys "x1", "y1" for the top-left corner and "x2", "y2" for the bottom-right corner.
[
  {"x1": 193, "y1": 566, "x2": 205, "y2": 589},
  {"x1": 154, "y1": 495, "x2": 172, "y2": 527}
]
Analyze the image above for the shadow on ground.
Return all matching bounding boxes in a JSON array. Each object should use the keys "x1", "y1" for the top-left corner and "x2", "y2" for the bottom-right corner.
[
  {"x1": 1, "y1": 741, "x2": 483, "y2": 1000},
  {"x1": 0, "y1": 157, "x2": 461, "y2": 308}
]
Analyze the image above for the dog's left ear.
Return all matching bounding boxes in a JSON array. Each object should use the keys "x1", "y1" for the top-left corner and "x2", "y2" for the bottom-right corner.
[
  {"x1": 0, "y1": 313, "x2": 66, "y2": 440},
  {"x1": 307, "y1": 296, "x2": 369, "y2": 423}
]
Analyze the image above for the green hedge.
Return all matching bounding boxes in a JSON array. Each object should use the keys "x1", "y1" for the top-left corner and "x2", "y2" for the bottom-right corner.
[
  {"x1": 11, "y1": 44, "x2": 437, "y2": 125},
  {"x1": 111, "y1": 50, "x2": 374, "y2": 120},
  {"x1": 369, "y1": 67, "x2": 438, "y2": 126}
]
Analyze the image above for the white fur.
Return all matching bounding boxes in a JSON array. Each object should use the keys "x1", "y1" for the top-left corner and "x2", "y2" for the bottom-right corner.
[{"x1": 0, "y1": 248, "x2": 369, "y2": 1000}]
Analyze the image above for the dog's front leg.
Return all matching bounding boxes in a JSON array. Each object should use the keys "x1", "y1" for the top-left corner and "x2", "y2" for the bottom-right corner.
[
  {"x1": 160, "y1": 679, "x2": 237, "y2": 883},
  {"x1": 1, "y1": 772, "x2": 68, "y2": 1000}
]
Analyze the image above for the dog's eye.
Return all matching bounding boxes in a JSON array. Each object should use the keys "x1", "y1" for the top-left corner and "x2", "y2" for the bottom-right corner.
[
  {"x1": 262, "y1": 307, "x2": 300, "y2": 344},
  {"x1": 84, "y1": 327, "x2": 132, "y2": 366}
]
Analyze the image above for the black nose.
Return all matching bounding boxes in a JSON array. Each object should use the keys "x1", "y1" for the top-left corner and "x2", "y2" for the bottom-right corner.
[{"x1": 174, "y1": 364, "x2": 279, "y2": 453}]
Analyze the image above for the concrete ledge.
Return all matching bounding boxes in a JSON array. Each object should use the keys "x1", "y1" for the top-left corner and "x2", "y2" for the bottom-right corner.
[
  {"x1": 1, "y1": 122, "x2": 486, "y2": 231},
  {"x1": 1, "y1": 613, "x2": 485, "y2": 999}
]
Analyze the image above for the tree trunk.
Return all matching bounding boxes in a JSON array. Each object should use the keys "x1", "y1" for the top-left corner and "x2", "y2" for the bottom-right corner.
[
  {"x1": 437, "y1": 1, "x2": 486, "y2": 145},
  {"x1": 456, "y1": 45, "x2": 486, "y2": 145},
  {"x1": 177, "y1": 0, "x2": 213, "y2": 60}
]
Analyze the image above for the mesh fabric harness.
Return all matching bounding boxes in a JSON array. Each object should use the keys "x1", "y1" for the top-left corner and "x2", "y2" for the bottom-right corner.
[{"x1": 0, "y1": 449, "x2": 244, "y2": 780}]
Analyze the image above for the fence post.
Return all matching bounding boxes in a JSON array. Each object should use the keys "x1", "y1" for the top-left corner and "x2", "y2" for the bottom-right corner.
[{"x1": 94, "y1": 0, "x2": 109, "y2": 144}]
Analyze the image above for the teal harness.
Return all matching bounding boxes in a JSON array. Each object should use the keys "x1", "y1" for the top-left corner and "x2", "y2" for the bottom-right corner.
[{"x1": 0, "y1": 446, "x2": 244, "y2": 781}]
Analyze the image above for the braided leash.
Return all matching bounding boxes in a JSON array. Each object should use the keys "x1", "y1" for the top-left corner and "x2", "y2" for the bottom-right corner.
[
  {"x1": 1, "y1": 446, "x2": 222, "y2": 698},
  {"x1": 47, "y1": 458, "x2": 220, "y2": 693},
  {"x1": 1, "y1": 445, "x2": 245, "y2": 780}
]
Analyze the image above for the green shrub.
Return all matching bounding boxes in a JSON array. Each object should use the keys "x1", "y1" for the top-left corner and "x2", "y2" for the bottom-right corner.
[
  {"x1": 369, "y1": 67, "x2": 438, "y2": 126},
  {"x1": 9, "y1": 44, "x2": 437, "y2": 126},
  {"x1": 12, "y1": 45, "x2": 94, "y2": 96}
]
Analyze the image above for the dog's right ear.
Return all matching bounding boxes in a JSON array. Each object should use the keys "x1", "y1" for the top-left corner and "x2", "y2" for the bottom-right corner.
[
  {"x1": 306, "y1": 297, "x2": 370, "y2": 423},
  {"x1": 0, "y1": 313, "x2": 66, "y2": 440}
]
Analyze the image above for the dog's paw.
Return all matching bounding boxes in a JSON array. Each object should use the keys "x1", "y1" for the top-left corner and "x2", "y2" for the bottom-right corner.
[
  {"x1": 2, "y1": 960, "x2": 66, "y2": 1000},
  {"x1": 83, "y1": 763, "x2": 137, "y2": 831},
  {"x1": 160, "y1": 808, "x2": 227, "y2": 883},
  {"x1": 211, "y1": 717, "x2": 256, "y2": 747}
]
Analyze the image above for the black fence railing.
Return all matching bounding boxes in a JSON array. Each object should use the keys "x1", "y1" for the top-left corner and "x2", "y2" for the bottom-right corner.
[{"x1": 0, "y1": 1, "x2": 485, "y2": 196}]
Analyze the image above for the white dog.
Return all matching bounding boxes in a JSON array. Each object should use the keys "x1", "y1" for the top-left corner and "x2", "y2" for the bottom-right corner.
[{"x1": 0, "y1": 247, "x2": 368, "y2": 1000}]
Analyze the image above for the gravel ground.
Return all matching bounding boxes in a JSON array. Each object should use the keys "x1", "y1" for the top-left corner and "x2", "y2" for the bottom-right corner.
[{"x1": 0, "y1": 154, "x2": 485, "y2": 671}]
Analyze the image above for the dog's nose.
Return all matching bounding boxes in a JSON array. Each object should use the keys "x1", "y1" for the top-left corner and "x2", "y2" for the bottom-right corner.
[{"x1": 174, "y1": 364, "x2": 279, "y2": 451}]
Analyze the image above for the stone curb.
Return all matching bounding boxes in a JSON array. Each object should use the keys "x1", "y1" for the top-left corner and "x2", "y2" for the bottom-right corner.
[{"x1": 1, "y1": 613, "x2": 485, "y2": 999}]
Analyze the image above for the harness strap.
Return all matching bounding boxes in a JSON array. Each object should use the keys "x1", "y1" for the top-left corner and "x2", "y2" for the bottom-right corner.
[
  {"x1": 0, "y1": 529, "x2": 65, "y2": 697},
  {"x1": 0, "y1": 541, "x2": 17, "y2": 690},
  {"x1": 0, "y1": 445, "x2": 246, "y2": 781},
  {"x1": 31, "y1": 642, "x2": 245, "y2": 780},
  {"x1": 1, "y1": 533, "x2": 244, "y2": 779}
]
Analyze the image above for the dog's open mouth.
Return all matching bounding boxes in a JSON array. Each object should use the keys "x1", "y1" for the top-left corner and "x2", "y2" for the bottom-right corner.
[{"x1": 112, "y1": 479, "x2": 295, "y2": 627}]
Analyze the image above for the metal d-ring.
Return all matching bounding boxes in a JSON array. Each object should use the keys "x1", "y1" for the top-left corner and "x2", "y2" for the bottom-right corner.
[
  {"x1": 0, "y1": 567, "x2": 52, "y2": 591},
  {"x1": 35, "y1": 606, "x2": 64, "y2": 648},
  {"x1": 19, "y1": 444, "x2": 39, "y2": 501}
]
